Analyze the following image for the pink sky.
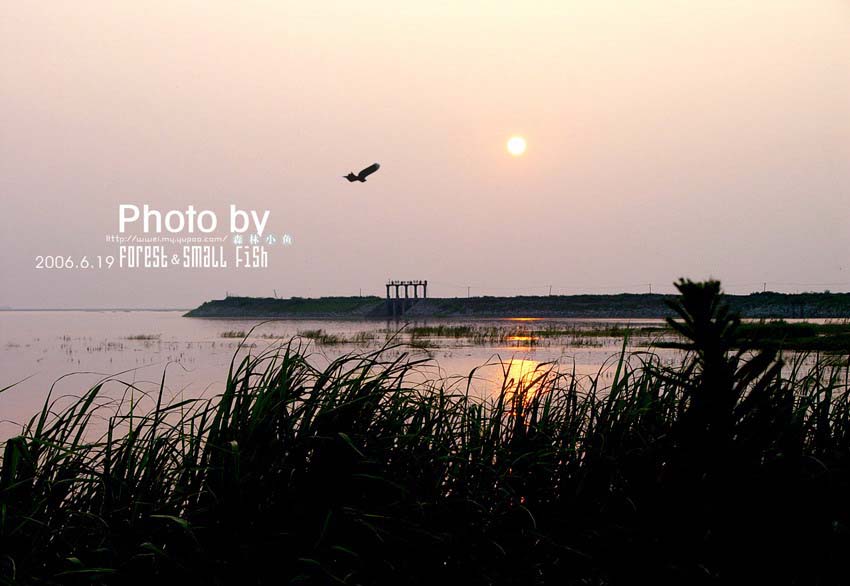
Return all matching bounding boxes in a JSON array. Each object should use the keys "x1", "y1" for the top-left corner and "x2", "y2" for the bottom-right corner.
[{"x1": 1, "y1": 1, "x2": 849, "y2": 307}]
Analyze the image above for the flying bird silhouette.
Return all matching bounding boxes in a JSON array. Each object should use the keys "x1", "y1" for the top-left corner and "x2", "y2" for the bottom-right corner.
[{"x1": 344, "y1": 163, "x2": 380, "y2": 182}]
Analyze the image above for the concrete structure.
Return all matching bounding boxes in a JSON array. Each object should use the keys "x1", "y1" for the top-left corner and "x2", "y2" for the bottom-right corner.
[{"x1": 386, "y1": 280, "x2": 427, "y2": 317}]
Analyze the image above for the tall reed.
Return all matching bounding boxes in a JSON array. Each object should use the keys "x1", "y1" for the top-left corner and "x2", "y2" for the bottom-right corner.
[{"x1": 2, "y1": 280, "x2": 849, "y2": 584}]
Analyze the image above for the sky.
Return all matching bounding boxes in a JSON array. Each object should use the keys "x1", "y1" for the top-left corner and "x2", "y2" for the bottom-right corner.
[{"x1": 1, "y1": 1, "x2": 849, "y2": 308}]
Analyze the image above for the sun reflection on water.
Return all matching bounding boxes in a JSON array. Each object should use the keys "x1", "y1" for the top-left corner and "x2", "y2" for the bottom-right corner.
[{"x1": 501, "y1": 358, "x2": 547, "y2": 407}]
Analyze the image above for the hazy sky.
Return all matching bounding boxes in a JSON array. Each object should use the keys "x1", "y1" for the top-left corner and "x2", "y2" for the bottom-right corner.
[{"x1": 2, "y1": 1, "x2": 849, "y2": 307}]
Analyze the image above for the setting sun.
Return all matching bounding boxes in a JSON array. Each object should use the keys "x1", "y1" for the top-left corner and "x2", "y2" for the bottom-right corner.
[{"x1": 507, "y1": 136, "x2": 527, "y2": 156}]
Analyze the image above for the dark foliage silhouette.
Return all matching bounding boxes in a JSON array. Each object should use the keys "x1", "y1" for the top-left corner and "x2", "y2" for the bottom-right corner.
[{"x1": 1, "y1": 280, "x2": 849, "y2": 584}]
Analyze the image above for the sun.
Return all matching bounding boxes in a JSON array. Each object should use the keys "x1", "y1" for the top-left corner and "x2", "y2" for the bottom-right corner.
[{"x1": 507, "y1": 136, "x2": 527, "y2": 156}]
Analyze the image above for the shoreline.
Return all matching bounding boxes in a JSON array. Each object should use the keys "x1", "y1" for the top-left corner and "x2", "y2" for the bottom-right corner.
[{"x1": 184, "y1": 292, "x2": 850, "y2": 320}]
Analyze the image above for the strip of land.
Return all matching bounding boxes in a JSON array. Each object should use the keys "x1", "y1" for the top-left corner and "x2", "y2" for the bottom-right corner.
[{"x1": 185, "y1": 292, "x2": 850, "y2": 319}]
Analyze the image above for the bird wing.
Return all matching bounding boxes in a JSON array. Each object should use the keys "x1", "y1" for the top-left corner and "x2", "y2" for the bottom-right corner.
[{"x1": 358, "y1": 163, "x2": 380, "y2": 178}]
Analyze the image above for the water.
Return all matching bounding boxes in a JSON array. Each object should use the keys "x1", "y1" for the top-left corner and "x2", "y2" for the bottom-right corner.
[{"x1": 0, "y1": 310, "x2": 675, "y2": 437}]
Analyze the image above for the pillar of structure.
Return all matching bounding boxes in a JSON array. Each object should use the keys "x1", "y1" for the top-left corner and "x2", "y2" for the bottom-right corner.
[{"x1": 385, "y1": 280, "x2": 428, "y2": 317}]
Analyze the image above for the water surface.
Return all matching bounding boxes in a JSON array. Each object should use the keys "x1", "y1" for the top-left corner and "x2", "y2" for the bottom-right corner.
[{"x1": 0, "y1": 310, "x2": 676, "y2": 437}]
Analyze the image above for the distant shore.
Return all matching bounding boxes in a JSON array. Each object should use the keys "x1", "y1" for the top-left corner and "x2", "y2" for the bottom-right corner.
[{"x1": 184, "y1": 292, "x2": 850, "y2": 319}]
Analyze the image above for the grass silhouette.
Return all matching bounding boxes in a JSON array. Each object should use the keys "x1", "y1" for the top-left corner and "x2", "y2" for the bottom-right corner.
[{"x1": 2, "y1": 280, "x2": 849, "y2": 584}]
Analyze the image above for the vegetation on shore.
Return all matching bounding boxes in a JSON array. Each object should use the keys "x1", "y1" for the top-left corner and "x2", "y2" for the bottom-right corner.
[
  {"x1": 185, "y1": 290, "x2": 850, "y2": 319},
  {"x1": 737, "y1": 320, "x2": 850, "y2": 351},
  {"x1": 2, "y1": 280, "x2": 850, "y2": 584},
  {"x1": 407, "y1": 321, "x2": 850, "y2": 352},
  {"x1": 223, "y1": 321, "x2": 850, "y2": 352},
  {"x1": 187, "y1": 295, "x2": 384, "y2": 318}
]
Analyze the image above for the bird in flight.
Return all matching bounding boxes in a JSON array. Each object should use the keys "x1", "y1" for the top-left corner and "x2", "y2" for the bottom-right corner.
[{"x1": 344, "y1": 163, "x2": 380, "y2": 182}]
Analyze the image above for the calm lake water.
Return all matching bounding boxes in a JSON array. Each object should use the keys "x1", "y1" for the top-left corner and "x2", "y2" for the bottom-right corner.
[{"x1": 0, "y1": 310, "x2": 680, "y2": 437}]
